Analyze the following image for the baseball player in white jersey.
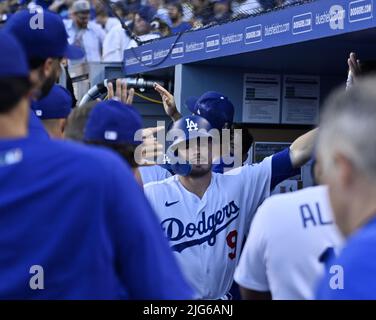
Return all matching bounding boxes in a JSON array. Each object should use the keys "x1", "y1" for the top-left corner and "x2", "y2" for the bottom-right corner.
[
  {"x1": 144, "y1": 114, "x2": 317, "y2": 299},
  {"x1": 234, "y1": 185, "x2": 343, "y2": 300}
]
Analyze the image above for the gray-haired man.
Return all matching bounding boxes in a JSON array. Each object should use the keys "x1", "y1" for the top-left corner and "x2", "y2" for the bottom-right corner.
[{"x1": 316, "y1": 77, "x2": 376, "y2": 299}]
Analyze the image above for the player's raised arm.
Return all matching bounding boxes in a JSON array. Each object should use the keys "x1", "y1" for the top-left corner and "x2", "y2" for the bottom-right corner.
[
  {"x1": 289, "y1": 128, "x2": 318, "y2": 169},
  {"x1": 266, "y1": 128, "x2": 316, "y2": 192},
  {"x1": 153, "y1": 82, "x2": 182, "y2": 121}
]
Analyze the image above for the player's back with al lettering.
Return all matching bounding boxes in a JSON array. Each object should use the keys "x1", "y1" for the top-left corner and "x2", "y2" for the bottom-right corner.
[
  {"x1": 0, "y1": 138, "x2": 192, "y2": 299},
  {"x1": 244, "y1": 186, "x2": 343, "y2": 299}
]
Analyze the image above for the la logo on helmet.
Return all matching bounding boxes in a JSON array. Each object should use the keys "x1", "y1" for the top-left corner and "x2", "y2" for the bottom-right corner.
[{"x1": 186, "y1": 119, "x2": 198, "y2": 132}]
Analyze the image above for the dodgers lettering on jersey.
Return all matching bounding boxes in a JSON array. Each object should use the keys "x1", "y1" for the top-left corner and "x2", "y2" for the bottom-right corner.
[
  {"x1": 144, "y1": 156, "x2": 272, "y2": 299},
  {"x1": 234, "y1": 186, "x2": 343, "y2": 300},
  {"x1": 162, "y1": 200, "x2": 240, "y2": 253}
]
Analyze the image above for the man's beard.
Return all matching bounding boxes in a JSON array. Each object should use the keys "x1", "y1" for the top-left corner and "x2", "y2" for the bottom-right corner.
[
  {"x1": 39, "y1": 69, "x2": 58, "y2": 99},
  {"x1": 189, "y1": 164, "x2": 212, "y2": 177},
  {"x1": 40, "y1": 76, "x2": 56, "y2": 98}
]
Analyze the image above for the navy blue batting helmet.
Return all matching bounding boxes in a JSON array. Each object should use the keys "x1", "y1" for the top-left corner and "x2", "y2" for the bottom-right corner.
[
  {"x1": 185, "y1": 91, "x2": 235, "y2": 130},
  {"x1": 166, "y1": 115, "x2": 213, "y2": 176}
]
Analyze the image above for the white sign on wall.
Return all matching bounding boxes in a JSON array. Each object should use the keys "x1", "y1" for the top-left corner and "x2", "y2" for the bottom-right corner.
[{"x1": 242, "y1": 73, "x2": 281, "y2": 124}]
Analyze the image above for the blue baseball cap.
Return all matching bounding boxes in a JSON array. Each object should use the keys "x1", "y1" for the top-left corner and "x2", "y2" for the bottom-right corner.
[
  {"x1": 0, "y1": 31, "x2": 29, "y2": 78},
  {"x1": 185, "y1": 91, "x2": 235, "y2": 129},
  {"x1": 84, "y1": 100, "x2": 143, "y2": 145},
  {"x1": 168, "y1": 115, "x2": 213, "y2": 151},
  {"x1": 31, "y1": 84, "x2": 73, "y2": 119},
  {"x1": 5, "y1": 10, "x2": 84, "y2": 60},
  {"x1": 167, "y1": 115, "x2": 214, "y2": 176}
]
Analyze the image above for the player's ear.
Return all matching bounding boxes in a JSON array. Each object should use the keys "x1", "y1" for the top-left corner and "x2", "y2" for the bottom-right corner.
[
  {"x1": 334, "y1": 152, "x2": 356, "y2": 189},
  {"x1": 42, "y1": 58, "x2": 54, "y2": 78}
]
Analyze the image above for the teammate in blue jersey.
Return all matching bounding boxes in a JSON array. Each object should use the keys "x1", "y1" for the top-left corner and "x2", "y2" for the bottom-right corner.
[
  {"x1": 316, "y1": 78, "x2": 376, "y2": 300},
  {"x1": 0, "y1": 31, "x2": 194, "y2": 300},
  {"x1": 5, "y1": 9, "x2": 84, "y2": 140}
]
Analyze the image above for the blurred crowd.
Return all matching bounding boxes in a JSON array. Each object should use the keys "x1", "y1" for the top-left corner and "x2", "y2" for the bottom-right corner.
[{"x1": 0, "y1": 0, "x2": 303, "y2": 62}]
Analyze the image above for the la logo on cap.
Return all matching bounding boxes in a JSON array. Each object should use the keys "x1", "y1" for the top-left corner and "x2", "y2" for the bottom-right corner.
[
  {"x1": 104, "y1": 131, "x2": 118, "y2": 141},
  {"x1": 186, "y1": 119, "x2": 198, "y2": 132},
  {"x1": 35, "y1": 110, "x2": 43, "y2": 117}
]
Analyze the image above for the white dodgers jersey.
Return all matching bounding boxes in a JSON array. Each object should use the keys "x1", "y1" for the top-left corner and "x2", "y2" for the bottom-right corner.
[{"x1": 144, "y1": 156, "x2": 272, "y2": 299}]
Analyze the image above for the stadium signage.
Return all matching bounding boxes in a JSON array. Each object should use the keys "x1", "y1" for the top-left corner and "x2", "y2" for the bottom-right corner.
[{"x1": 124, "y1": 0, "x2": 376, "y2": 74}]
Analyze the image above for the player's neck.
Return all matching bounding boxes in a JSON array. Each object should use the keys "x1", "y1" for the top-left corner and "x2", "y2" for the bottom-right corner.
[
  {"x1": 133, "y1": 167, "x2": 143, "y2": 187},
  {"x1": 179, "y1": 171, "x2": 212, "y2": 199},
  {"x1": 346, "y1": 183, "x2": 376, "y2": 237},
  {"x1": 0, "y1": 102, "x2": 28, "y2": 139}
]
